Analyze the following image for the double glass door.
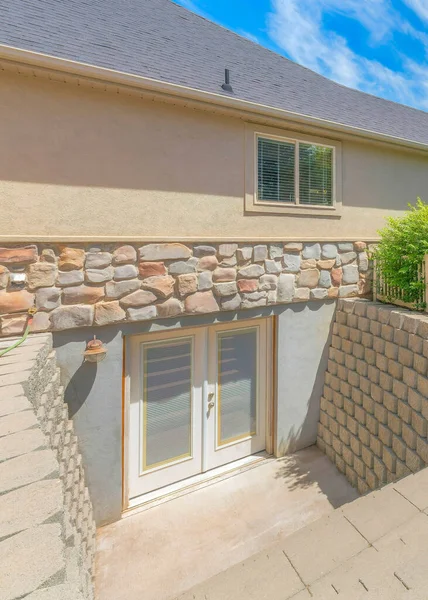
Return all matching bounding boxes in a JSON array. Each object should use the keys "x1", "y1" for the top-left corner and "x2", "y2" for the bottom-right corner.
[{"x1": 127, "y1": 319, "x2": 269, "y2": 501}]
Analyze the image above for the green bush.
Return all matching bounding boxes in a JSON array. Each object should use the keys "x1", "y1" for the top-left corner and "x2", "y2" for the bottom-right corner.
[{"x1": 373, "y1": 198, "x2": 428, "y2": 308}]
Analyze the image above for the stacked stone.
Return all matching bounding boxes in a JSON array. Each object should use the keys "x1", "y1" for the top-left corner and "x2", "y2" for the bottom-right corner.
[
  {"x1": 318, "y1": 299, "x2": 428, "y2": 495},
  {"x1": 0, "y1": 242, "x2": 370, "y2": 335},
  {"x1": 35, "y1": 367, "x2": 96, "y2": 598},
  {"x1": 0, "y1": 333, "x2": 95, "y2": 599}
]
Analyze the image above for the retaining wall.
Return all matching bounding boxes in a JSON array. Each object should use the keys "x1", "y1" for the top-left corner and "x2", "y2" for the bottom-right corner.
[
  {"x1": 318, "y1": 299, "x2": 428, "y2": 494},
  {"x1": 0, "y1": 333, "x2": 95, "y2": 599}
]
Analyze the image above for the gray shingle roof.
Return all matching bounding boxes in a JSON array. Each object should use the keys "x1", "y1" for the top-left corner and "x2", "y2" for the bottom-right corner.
[{"x1": 2, "y1": 0, "x2": 428, "y2": 146}]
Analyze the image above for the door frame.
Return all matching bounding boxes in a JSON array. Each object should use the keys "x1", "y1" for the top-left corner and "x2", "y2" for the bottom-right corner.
[{"x1": 122, "y1": 316, "x2": 275, "y2": 512}]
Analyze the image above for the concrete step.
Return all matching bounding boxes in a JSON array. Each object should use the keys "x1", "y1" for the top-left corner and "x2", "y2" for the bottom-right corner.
[
  {"x1": 0, "y1": 408, "x2": 39, "y2": 438},
  {"x1": 2, "y1": 336, "x2": 54, "y2": 410},
  {"x1": 24, "y1": 582, "x2": 84, "y2": 600},
  {"x1": 0, "y1": 427, "x2": 48, "y2": 462},
  {"x1": 0, "y1": 449, "x2": 59, "y2": 496},
  {"x1": 0, "y1": 394, "x2": 33, "y2": 418},
  {"x1": 0, "y1": 332, "x2": 52, "y2": 358},
  {"x1": 0, "y1": 479, "x2": 63, "y2": 541},
  {"x1": 0, "y1": 523, "x2": 65, "y2": 600}
]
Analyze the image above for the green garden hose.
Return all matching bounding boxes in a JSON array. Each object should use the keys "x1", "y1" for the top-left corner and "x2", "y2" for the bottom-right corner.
[{"x1": 0, "y1": 309, "x2": 36, "y2": 358}]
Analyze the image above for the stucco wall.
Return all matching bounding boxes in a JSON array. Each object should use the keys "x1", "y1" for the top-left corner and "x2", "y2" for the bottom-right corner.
[
  {"x1": 53, "y1": 302, "x2": 335, "y2": 526},
  {"x1": 1, "y1": 70, "x2": 427, "y2": 241},
  {"x1": 277, "y1": 301, "x2": 336, "y2": 454}
]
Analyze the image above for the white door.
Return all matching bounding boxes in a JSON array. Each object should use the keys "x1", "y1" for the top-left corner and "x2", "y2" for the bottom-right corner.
[
  {"x1": 128, "y1": 328, "x2": 206, "y2": 498},
  {"x1": 205, "y1": 321, "x2": 267, "y2": 471},
  {"x1": 127, "y1": 319, "x2": 269, "y2": 502}
]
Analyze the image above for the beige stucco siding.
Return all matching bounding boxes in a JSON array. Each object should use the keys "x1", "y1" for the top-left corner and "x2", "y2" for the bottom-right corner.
[{"x1": 0, "y1": 70, "x2": 427, "y2": 241}]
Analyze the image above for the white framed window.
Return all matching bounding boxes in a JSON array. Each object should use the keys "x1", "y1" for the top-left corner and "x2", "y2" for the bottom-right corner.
[{"x1": 245, "y1": 124, "x2": 342, "y2": 216}]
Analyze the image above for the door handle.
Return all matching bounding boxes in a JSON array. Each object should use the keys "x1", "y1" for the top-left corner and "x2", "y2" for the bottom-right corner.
[{"x1": 208, "y1": 392, "x2": 215, "y2": 409}]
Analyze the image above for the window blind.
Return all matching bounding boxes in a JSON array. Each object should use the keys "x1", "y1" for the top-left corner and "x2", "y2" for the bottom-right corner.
[
  {"x1": 257, "y1": 137, "x2": 295, "y2": 203},
  {"x1": 143, "y1": 339, "x2": 192, "y2": 469},
  {"x1": 299, "y1": 143, "x2": 333, "y2": 206},
  {"x1": 217, "y1": 330, "x2": 257, "y2": 445}
]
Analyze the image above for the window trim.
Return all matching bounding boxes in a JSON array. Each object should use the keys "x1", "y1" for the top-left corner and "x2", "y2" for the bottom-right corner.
[{"x1": 245, "y1": 123, "x2": 342, "y2": 217}]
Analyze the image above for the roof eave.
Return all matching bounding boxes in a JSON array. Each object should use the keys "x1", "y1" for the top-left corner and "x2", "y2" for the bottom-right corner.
[{"x1": 1, "y1": 43, "x2": 427, "y2": 153}]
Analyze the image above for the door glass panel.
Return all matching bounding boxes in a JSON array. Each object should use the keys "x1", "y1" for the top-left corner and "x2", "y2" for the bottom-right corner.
[
  {"x1": 217, "y1": 328, "x2": 258, "y2": 445},
  {"x1": 142, "y1": 338, "x2": 192, "y2": 471}
]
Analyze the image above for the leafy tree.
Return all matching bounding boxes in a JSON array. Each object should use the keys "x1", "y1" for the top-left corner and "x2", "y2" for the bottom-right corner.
[{"x1": 373, "y1": 198, "x2": 428, "y2": 307}]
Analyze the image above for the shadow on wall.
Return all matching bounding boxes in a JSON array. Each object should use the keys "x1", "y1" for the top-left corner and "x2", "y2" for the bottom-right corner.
[
  {"x1": 272, "y1": 302, "x2": 359, "y2": 507},
  {"x1": 65, "y1": 361, "x2": 98, "y2": 418},
  {"x1": 276, "y1": 300, "x2": 335, "y2": 456},
  {"x1": 54, "y1": 326, "x2": 120, "y2": 418}
]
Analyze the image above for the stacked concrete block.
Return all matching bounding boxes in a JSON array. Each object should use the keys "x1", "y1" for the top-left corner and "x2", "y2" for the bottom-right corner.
[
  {"x1": 318, "y1": 299, "x2": 428, "y2": 494},
  {"x1": 0, "y1": 333, "x2": 95, "y2": 600}
]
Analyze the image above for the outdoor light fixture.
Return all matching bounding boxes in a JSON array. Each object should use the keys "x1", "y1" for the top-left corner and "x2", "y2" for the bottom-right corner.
[
  {"x1": 9, "y1": 272, "x2": 26, "y2": 284},
  {"x1": 83, "y1": 336, "x2": 107, "y2": 363}
]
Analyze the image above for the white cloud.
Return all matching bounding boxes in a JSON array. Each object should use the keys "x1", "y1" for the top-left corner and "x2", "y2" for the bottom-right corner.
[
  {"x1": 236, "y1": 29, "x2": 261, "y2": 45},
  {"x1": 322, "y1": 0, "x2": 396, "y2": 41},
  {"x1": 403, "y1": 0, "x2": 428, "y2": 22},
  {"x1": 267, "y1": 0, "x2": 428, "y2": 109}
]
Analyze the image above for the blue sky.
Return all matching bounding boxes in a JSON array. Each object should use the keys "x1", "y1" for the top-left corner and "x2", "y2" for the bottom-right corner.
[{"x1": 174, "y1": 0, "x2": 428, "y2": 111}]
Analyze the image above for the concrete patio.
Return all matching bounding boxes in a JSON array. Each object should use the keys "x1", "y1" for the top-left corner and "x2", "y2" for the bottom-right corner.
[
  {"x1": 95, "y1": 446, "x2": 358, "y2": 600},
  {"x1": 178, "y1": 467, "x2": 428, "y2": 599}
]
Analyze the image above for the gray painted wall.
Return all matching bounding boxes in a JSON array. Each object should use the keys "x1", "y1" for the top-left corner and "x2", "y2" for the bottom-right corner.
[
  {"x1": 275, "y1": 301, "x2": 336, "y2": 455},
  {"x1": 53, "y1": 301, "x2": 335, "y2": 526}
]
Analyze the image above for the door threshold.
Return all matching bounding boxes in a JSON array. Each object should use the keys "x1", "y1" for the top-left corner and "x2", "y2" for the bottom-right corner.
[{"x1": 123, "y1": 452, "x2": 273, "y2": 517}]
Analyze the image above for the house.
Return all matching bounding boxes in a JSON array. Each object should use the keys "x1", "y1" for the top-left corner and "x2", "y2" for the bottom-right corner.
[{"x1": 1, "y1": 0, "x2": 428, "y2": 531}]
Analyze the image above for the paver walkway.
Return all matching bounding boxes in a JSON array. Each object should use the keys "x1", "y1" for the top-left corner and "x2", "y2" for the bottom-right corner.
[{"x1": 177, "y1": 467, "x2": 428, "y2": 599}]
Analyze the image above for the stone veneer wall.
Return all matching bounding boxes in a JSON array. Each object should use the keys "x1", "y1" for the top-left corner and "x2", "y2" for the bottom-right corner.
[
  {"x1": 0, "y1": 333, "x2": 95, "y2": 599},
  {"x1": 0, "y1": 241, "x2": 370, "y2": 335},
  {"x1": 318, "y1": 299, "x2": 428, "y2": 495}
]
